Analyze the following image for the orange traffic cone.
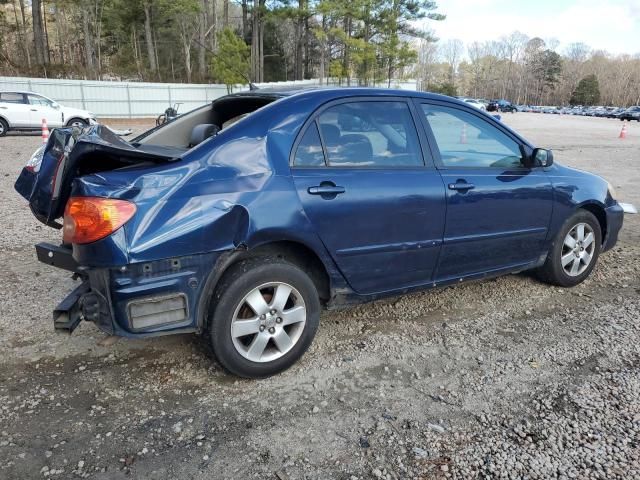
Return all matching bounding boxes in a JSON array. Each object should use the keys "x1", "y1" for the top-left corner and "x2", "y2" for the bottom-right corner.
[
  {"x1": 41, "y1": 118, "x2": 49, "y2": 144},
  {"x1": 619, "y1": 122, "x2": 628, "y2": 139},
  {"x1": 460, "y1": 122, "x2": 467, "y2": 144}
]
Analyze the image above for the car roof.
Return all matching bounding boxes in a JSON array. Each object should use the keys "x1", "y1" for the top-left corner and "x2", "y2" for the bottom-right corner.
[
  {"x1": 225, "y1": 85, "x2": 463, "y2": 104},
  {"x1": 0, "y1": 91, "x2": 43, "y2": 95}
]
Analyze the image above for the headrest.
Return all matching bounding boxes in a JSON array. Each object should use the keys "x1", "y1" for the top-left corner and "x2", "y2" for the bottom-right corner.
[
  {"x1": 319, "y1": 123, "x2": 341, "y2": 146},
  {"x1": 330, "y1": 134, "x2": 373, "y2": 165},
  {"x1": 189, "y1": 123, "x2": 219, "y2": 147}
]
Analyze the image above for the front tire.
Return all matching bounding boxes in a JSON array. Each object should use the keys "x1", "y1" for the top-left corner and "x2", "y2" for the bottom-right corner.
[
  {"x1": 208, "y1": 258, "x2": 320, "y2": 378},
  {"x1": 67, "y1": 118, "x2": 88, "y2": 128},
  {"x1": 536, "y1": 210, "x2": 602, "y2": 287},
  {"x1": 0, "y1": 118, "x2": 8, "y2": 137}
]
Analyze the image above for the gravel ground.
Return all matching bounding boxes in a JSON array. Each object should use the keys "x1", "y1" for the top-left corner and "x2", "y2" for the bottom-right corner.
[{"x1": 0, "y1": 114, "x2": 639, "y2": 479}]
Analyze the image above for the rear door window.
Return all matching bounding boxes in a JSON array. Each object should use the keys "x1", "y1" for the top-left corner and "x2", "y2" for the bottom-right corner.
[
  {"x1": 0, "y1": 92, "x2": 26, "y2": 104},
  {"x1": 294, "y1": 122, "x2": 326, "y2": 167},
  {"x1": 316, "y1": 101, "x2": 423, "y2": 168}
]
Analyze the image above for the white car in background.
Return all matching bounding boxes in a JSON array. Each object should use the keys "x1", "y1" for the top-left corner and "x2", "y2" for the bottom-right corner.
[
  {"x1": 0, "y1": 91, "x2": 97, "y2": 137},
  {"x1": 463, "y1": 98, "x2": 487, "y2": 110}
]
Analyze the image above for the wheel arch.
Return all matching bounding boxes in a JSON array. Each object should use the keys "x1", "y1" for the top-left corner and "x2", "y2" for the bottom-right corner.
[
  {"x1": 578, "y1": 201, "x2": 607, "y2": 241},
  {"x1": 197, "y1": 239, "x2": 332, "y2": 332},
  {"x1": 65, "y1": 116, "x2": 88, "y2": 127}
]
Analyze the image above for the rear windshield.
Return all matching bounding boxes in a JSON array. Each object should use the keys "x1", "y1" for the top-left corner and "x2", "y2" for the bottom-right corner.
[{"x1": 135, "y1": 94, "x2": 280, "y2": 149}]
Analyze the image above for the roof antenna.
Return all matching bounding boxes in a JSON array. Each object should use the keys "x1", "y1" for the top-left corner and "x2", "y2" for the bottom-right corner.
[{"x1": 193, "y1": 38, "x2": 258, "y2": 91}]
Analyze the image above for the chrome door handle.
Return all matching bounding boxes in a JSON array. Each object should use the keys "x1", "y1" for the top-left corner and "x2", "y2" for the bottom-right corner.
[
  {"x1": 448, "y1": 182, "x2": 475, "y2": 191},
  {"x1": 308, "y1": 185, "x2": 346, "y2": 195}
]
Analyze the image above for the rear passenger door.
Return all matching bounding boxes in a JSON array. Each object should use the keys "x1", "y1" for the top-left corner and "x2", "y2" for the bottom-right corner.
[
  {"x1": 290, "y1": 98, "x2": 446, "y2": 295},
  {"x1": 0, "y1": 92, "x2": 31, "y2": 127}
]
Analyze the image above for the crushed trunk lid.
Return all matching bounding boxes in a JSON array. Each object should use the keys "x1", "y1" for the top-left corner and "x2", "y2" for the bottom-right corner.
[{"x1": 15, "y1": 125, "x2": 179, "y2": 228}]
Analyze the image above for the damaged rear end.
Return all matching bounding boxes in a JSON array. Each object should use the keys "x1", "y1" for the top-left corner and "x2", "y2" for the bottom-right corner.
[
  {"x1": 16, "y1": 125, "x2": 173, "y2": 227},
  {"x1": 15, "y1": 95, "x2": 282, "y2": 339},
  {"x1": 15, "y1": 125, "x2": 197, "y2": 335}
]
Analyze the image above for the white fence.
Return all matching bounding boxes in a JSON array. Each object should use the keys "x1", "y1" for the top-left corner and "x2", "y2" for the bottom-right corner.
[{"x1": 0, "y1": 76, "x2": 417, "y2": 118}]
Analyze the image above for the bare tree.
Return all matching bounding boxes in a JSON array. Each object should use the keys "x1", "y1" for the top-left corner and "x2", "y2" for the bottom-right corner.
[{"x1": 440, "y1": 39, "x2": 463, "y2": 84}]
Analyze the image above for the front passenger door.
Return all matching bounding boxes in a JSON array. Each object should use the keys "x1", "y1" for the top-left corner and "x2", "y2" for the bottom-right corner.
[
  {"x1": 27, "y1": 94, "x2": 64, "y2": 127},
  {"x1": 417, "y1": 102, "x2": 554, "y2": 280}
]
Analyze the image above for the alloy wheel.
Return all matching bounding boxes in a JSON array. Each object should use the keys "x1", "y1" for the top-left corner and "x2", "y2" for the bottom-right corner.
[
  {"x1": 230, "y1": 282, "x2": 306, "y2": 363},
  {"x1": 561, "y1": 222, "x2": 595, "y2": 276}
]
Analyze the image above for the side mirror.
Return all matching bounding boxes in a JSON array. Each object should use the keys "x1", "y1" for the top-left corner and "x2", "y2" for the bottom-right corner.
[
  {"x1": 51, "y1": 102, "x2": 60, "y2": 110},
  {"x1": 532, "y1": 148, "x2": 554, "y2": 167}
]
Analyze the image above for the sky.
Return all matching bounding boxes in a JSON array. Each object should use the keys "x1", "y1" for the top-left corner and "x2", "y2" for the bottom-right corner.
[{"x1": 426, "y1": 0, "x2": 640, "y2": 55}]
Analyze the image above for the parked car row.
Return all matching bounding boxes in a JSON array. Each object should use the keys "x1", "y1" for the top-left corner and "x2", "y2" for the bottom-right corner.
[
  {"x1": 455, "y1": 97, "x2": 520, "y2": 114},
  {"x1": 513, "y1": 104, "x2": 640, "y2": 120}
]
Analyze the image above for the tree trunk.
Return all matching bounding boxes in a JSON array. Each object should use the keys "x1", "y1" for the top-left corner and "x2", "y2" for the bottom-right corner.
[
  {"x1": 241, "y1": 0, "x2": 249, "y2": 41},
  {"x1": 251, "y1": 0, "x2": 259, "y2": 82},
  {"x1": 18, "y1": 0, "x2": 32, "y2": 67},
  {"x1": 143, "y1": 1, "x2": 158, "y2": 74},
  {"x1": 198, "y1": 5, "x2": 207, "y2": 80},
  {"x1": 182, "y1": 29, "x2": 192, "y2": 83},
  {"x1": 209, "y1": 0, "x2": 217, "y2": 51},
  {"x1": 13, "y1": 0, "x2": 32, "y2": 68},
  {"x1": 42, "y1": 0, "x2": 51, "y2": 64},
  {"x1": 61, "y1": 7, "x2": 75, "y2": 65},
  {"x1": 223, "y1": 0, "x2": 229, "y2": 27},
  {"x1": 32, "y1": 0, "x2": 48, "y2": 66},
  {"x1": 132, "y1": 26, "x2": 143, "y2": 80},
  {"x1": 294, "y1": 0, "x2": 304, "y2": 80},
  {"x1": 153, "y1": 30, "x2": 161, "y2": 80},
  {"x1": 318, "y1": 14, "x2": 326, "y2": 86},
  {"x1": 362, "y1": 19, "x2": 371, "y2": 85},
  {"x1": 82, "y1": 8, "x2": 95, "y2": 77},
  {"x1": 342, "y1": 16, "x2": 351, "y2": 86},
  {"x1": 250, "y1": 0, "x2": 265, "y2": 82},
  {"x1": 303, "y1": 13, "x2": 310, "y2": 79},
  {"x1": 54, "y1": 4, "x2": 65, "y2": 65},
  {"x1": 96, "y1": 1, "x2": 104, "y2": 79},
  {"x1": 259, "y1": 0, "x2": 264, "y2": 82}
]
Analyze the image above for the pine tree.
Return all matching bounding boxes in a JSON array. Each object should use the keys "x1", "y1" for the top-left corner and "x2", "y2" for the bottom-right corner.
[
  {"x1": 212, "y1": 27, "x2": 251, "y2": 92},
  {"x1": 570, "y1": 74, "x2": 600, "y2": 106}
]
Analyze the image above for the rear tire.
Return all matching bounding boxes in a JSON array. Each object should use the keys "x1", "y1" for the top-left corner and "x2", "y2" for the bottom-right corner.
[
  {"x1": 0, "y1": 118, "x2": 8, "y2": 137},
  {"x1": 207, "y1": 257, "x2": 320, "y2": 378},
  {"x1": 536, "y1": 210, "x2": 601, "y2": 287}
]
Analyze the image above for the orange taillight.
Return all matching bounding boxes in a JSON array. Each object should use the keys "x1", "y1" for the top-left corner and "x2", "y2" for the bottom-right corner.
[{"x1": 63, "y1": 197, "x2": 136, "y2": 244}]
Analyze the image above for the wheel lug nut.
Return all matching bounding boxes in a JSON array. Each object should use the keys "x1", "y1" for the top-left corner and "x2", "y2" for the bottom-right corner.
[
  {"x1": 270, "y1": 309, "x2": 276, "y2": 315},
  {"x1": 259, "y1": 325, "x2": 265, "y2": 332},
  {"x1": 276, "y1": 317, "x2": 282, "y2": 323},
  {"x1": 268, "y1": 327, "x2": 275, "y2": 334},
  {"x1": 260, "y1": 314, "x2": 266, "y2": 320}
]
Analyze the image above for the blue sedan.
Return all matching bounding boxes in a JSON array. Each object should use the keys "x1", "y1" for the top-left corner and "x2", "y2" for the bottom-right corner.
[{"x1": 15, "y1": 87, "x2": 636, "y2": 378}]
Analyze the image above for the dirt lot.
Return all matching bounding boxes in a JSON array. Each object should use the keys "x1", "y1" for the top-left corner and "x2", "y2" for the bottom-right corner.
[{"x1": 1, "y1": 114, "x2": 639, "y2": 479}]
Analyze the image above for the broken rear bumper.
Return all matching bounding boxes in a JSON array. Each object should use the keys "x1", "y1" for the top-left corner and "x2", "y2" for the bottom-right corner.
[{"x1": 36, "y1": 242, "x2": 224, "y2": 337}]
